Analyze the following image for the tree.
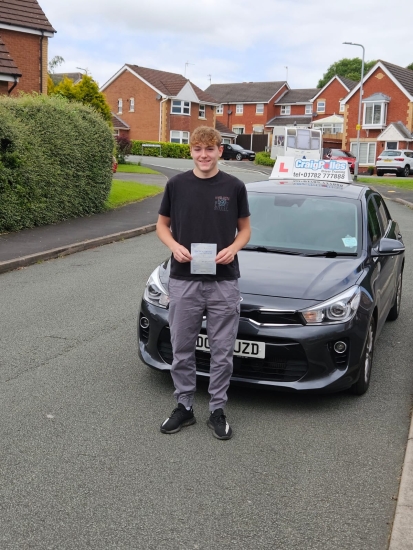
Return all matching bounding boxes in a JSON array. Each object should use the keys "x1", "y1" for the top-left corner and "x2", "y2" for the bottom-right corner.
[
  {"x1": 49, "y1": 74, "x2": 112, "y2": 124},
  {"x1": 317, "y1": 58, "x2": 377, "y2": 88},
  {"x1": 48, "y1": 55, "x2": 65, "y2": 74},
  {"x1": 406, "y1": 63, "x2": 413, "y2": 71}
]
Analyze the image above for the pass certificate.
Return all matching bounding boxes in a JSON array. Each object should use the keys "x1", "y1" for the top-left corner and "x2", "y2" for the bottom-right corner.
[{"x1": 190, "y1": 243, "x2": 217, "y2": 275}]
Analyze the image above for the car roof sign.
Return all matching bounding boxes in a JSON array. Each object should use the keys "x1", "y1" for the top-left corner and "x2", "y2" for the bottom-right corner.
[{"x1": 269, "y1": 156, "x2": 352, "y2": 184}]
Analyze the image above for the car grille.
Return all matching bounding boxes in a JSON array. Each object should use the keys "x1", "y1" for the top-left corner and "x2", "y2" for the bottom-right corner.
[
  {"x1": 157, "y1": 328, "x2": 308, "y2": 382},
  {"x1": 240, "y1": 309, "x2": 304, "y2": 325}
]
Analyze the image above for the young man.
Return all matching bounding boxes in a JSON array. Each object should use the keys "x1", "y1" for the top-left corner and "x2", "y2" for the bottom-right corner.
[{"x1": 156, "y1": 126, "x2": 251, "y2": 440}]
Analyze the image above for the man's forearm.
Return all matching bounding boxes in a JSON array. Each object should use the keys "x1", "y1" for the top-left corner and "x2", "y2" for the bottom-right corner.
[{"x1": 156, "y1": 223, "x2": 178, "y2": 252}]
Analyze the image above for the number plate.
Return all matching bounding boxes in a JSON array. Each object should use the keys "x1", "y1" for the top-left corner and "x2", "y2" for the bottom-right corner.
[
  {"x1": 196, "y1": 334, "x2": 265, "y2": 358},
  {"x1": 384, "y1": 159, "x2": 392, "y2": 162}
]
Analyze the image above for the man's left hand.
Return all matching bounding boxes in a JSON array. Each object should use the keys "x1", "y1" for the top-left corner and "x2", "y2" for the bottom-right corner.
[{"x1": 216, "y1": 246, "x2": 236, "y2": 265}]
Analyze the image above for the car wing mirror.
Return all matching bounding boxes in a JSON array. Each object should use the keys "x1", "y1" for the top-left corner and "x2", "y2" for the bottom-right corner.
[{"x1": 371, "y1": 237, "x2": 405, "y2": 257}]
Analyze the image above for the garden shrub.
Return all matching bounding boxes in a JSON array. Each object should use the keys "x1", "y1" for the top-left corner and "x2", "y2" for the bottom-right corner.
[
  {"x1": 0, "y1": 94, "x2": 114, "y2": 233},
  {"x1": 131, "y1": 140, "x2": 191, "y2": 159},
  {"x1": 255, "y1": 151, "x2": 275, "y2": 167},
  {"x1": 115, "y1": 136, "x2": 132, "y2": 163}
]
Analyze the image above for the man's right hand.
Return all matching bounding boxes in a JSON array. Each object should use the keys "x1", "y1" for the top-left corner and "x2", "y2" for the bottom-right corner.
[{"x1": 172, "y1": 244, "x2": 192, "y2": 263}]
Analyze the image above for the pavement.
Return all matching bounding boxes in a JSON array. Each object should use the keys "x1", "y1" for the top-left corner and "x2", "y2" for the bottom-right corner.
[{"x1": 0, "y1": 163, "x2": 412, "y2": 549}]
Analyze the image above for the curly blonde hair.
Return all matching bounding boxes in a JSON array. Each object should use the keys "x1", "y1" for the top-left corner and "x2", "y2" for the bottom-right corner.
[{"x1": 190, "y1": 126, "x2": 222, "y2": 147}]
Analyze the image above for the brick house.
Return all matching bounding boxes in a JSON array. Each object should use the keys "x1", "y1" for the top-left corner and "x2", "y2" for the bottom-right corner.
[
  {"x1": 100, "y1": 64, "x2": 219, "y2": 143},
  {"x1": 266, "y1": 88, "x2": 319, "y2": 129},
  {"x1": 0, "y1": 0, "x2": 55, "y2": 96},
  {"x1": 205, "y1": 81, "x2": 289, "y2": 138},
  {"x1": 341, "y1": 60, "x2": 413, "y2": 166}
]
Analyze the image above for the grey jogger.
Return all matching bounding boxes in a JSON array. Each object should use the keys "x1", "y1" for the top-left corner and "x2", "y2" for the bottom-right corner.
[{"x1": 168, "y1": 278, "x2": 240, "y2": 412}]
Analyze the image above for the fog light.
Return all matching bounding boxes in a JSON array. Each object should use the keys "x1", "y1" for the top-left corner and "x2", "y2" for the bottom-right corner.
[
  {"x1": 333, "y1": 341, "x2": 347, "y2": 354},
  {"x1": 140, "y1": 316, "x2": 150, "y2": 329}
]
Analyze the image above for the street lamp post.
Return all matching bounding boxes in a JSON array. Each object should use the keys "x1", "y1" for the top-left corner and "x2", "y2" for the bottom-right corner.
[{"x1": 343, "y1": 42, "x2": 365, "y2": 181}]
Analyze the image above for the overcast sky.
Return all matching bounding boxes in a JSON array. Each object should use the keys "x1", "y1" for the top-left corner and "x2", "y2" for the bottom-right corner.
[{"x1": 41, "y1": 0, "x2": 413, "y2": 92}]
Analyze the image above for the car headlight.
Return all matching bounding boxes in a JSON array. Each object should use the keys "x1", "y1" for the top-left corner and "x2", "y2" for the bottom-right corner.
[
  {"x1": 143, "y1": 267, "x2": 169, "y2": 308},
  {"x1": 301, "y1": 286, "x2": 360, "y2": 325}
]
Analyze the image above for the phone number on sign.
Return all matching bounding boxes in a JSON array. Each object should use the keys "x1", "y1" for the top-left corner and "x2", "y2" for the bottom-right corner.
[{"x1": 293, "y1": 171, "x2": 346, "y2": 180}]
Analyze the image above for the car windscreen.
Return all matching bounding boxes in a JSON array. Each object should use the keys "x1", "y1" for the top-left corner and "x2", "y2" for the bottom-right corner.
[
  {"x1": 231, "y1": 144, "x2": 244, "y2": 151},
  {"x1": 380, "y1": 151, "x2": 401, "y2": 157},
  {"x1": 331, "y1": 150, "x2": 355, "y2": 158},
  {"x1": 247, "y1": 192, "x2": 361, "y2": 255}
]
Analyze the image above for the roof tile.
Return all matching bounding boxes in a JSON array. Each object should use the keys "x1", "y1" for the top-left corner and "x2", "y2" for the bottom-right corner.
[
  {"x1": 0, "y1": 0, "x2": 55, "y2": 33},
  {"x1": 380, "y1": 60, "x2": 413, "y2": 96},
  {"x1": 276, "y1": 89, "x2": 319, "y2": 104},
  {"x1": 205, "y1": 81, "x2": 287, "y2": 103},
  {"x1": 0, "y1": 34, "x2": 21, "y2": 76}
]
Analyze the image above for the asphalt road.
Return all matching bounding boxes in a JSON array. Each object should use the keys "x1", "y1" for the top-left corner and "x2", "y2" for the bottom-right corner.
[{"x1": 1, "y1": 200, "x2": 412, "y2": 549}]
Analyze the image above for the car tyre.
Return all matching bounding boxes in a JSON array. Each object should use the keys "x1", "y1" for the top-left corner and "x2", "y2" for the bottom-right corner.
[
  {"x1": 376, "y1": 170, "x2": 383, "y2": 177},
  {"x1": 351, "y1": 317, "x2": 375, "y2": 396},
  {"x1": 403, "y1": 165, "x2": 410, "y2": 177},
  {"x1": 387, "y1": 272, "x2": 402, "y2": 321},
  {"x1": 235, "y1": 153, "x2": 243, "y2": 161}
]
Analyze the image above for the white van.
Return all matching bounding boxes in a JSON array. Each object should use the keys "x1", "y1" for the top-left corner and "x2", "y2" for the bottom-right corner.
[{"x1": 270, "y1": 126, "x2": 322, "y2": 160}]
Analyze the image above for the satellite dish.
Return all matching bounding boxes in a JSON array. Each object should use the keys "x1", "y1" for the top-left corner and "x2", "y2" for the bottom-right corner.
[{"x1": 155, "y1": 94, "x2": 161, "y2": 100}]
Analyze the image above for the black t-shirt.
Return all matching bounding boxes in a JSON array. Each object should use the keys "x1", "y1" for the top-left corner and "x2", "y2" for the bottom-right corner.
[{"x1": 158, "y1": 170, "x2": 250, "y2": 281}]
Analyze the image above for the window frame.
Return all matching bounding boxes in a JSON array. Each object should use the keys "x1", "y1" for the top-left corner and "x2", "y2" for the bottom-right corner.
[
  {"x1": 216, "y1": 104, "x2": 223, "y2": 115},
  {"x1": 256, "y1": 103, "x2": 264, "y2": 114},
  {"x1": 171, "y1": 100, "x2": 191, "y2": 115},
  {"x1": 236, "y1": 104, "x2": 244, "y2": 114},
  {"x1": 366, "y1": 195, "x2": 382, "y2": 246},
  {"x1": 372, "y1": 194, "x2": 391, "y2": 236},
  {"x1": 117, "y1": 98, "x2": 122, "y2": 114},
  {"x1": 350, "y1": 141, "x2": 377, "y2": 166},
  {"x1": 129, "y1": 98, "x2": 134, "y2": 112},
  {"x1": 363, "y1": 101, "x2": 387, "y2": 128},
  {"x1": 199, "y1": 104, "x2": 206, "y2": 118},
  {"x1": 385, "y1": 141, "x2": 398, "y2": 150},
  {"x1": 170, "y1": 130, "x2": 190, "y2": 144},
  {"x1": 305, "y1": 104, "x2": 312, "y2": 115},
  {"x1": 232, "y1": 125, "x2": 245, "y2": 135},
  {"x1": 280, "y1": 105, "x2": 291, "y2": 115},
  {"x1": 316, "y1": 100, "x2": 326, "y2": 113}
]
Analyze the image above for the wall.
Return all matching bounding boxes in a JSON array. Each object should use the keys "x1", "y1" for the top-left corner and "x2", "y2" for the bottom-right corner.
[
  {"x1": 343, "y1": 66, "x2": 411, "y2": 158},
  {"x1": 1, "y1": 29, "x2": 48, "y2": 94},
  {"x1": 103, "y1": 70, "x2": 160, "y2": 141},
  {"x1": 312, "y1": 79, "x2": 348, "y2": 120}
]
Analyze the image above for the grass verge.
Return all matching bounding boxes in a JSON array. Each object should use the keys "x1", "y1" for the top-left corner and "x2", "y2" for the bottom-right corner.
[
  {"x1": 106, "y1": 180, "x2": 163, "y2": 209},
  {"x1": 116, "y1": 163, "x2": 160, "y2": 174},
  {"x1": 358, "y1": 177, "x2": 413, "y2": 190}
]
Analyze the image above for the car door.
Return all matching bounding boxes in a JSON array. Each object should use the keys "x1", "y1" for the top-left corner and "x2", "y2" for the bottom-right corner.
[
  {"x1": 366, "y1": 193, "x2": 393, "y2": 334},
  {"x1": 372, "y1": 193, "x2": 402, "y2": 316},
  {"x1": 224, "y1": 145, "x2": 234, "y2": 159}
]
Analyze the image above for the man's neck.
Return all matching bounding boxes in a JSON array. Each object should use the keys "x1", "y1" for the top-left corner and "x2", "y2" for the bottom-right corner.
[{"x1": 192, "y1": 167, "x2": 220, "y2": 179}]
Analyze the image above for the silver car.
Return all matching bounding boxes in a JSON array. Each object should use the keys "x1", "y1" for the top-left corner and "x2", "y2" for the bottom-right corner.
[{"x1": 376, "y1": 149, "x2": 413, "y2": 177}]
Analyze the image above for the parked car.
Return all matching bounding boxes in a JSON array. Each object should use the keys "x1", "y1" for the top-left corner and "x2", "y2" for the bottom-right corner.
[
  {"x1": 376, "y1": 149, "x2": 413, "y2": 177},
  {"x1": 138, "y1": 177, "x2": 404, "y2": 395},
  {"x1": 221, "y1": 143, "x2": 255, "y2": 161},
  {"x1": 112, "y1": 156, "x2": 118, "y2": 173},
  {"x1": 323, "y1": 148, "x2": 356, "y2": 174}
]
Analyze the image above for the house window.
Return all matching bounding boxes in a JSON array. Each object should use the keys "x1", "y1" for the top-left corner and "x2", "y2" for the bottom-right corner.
[
  {"x1": 199, "y1": 104, "x2": 206, "y2": 118},
  {"x1": 315, "y1": 123, "x2": 343, "y2": 135},
  {"x1": 386, "y1": 141, "x2": 398, "y2": 149},
  {"x1": 113, "y1": 129, "x2": 119, "y2": 136},
  {"x1": 171, "y1": 100, "x2": 190, "y2": 115},
  {"x1": 222, "y1": 137, "x2": 231, "y2": 144},
  {"x1": 170, "y1": 130, "x2": 190, "y2": 144},
  {"x1": 363, "y1": 102, "x2": 387, "y2": 128},
  {"x1": 232, "y1": 126, "x2": 244, "y2": 134},
  {"x1": 350, "y1": 141, "x2": 377, "y2": 165},
  {"x1": 317, "y1": 100, "x2": 325, "y2": 113},
  {"x1": 253, "y1": 125, "x2": 264, "y2": 133},
  {"x1": 129, "y1": 98, "x2": 134, "y2": 112},
  {"x1": 339, "y1": 102, "x2": 345, "y2": 113},
  {"x1": 305, "y1": 105, "x2": 312, "y2": 115},
  {"x1": 236, "y1": 104, "x2": 243, "y2": 114},
  {"x1": 117, "y1": 98, "x2": 122, "y2": 114},
  {"x1": 216, "y1": 104, "x2": 223, "y2": 114},
  {"x1": 281, "y1": 105, "x2": 291, "y2": 115},
  {"x1": 256, "y1": 103, "x2": 264, "y2": 114}
]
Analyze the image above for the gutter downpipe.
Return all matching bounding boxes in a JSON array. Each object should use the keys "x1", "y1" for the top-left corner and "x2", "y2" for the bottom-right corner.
[
  {"x1": 8, "y1": 76, "x2": 18, "y2": 95},
  {"x1": 159, "y1": 96, "x2": 168, "y2": 142},
  {"x1": 40, "y1": 30, "x2": 44, "y2": 93}
]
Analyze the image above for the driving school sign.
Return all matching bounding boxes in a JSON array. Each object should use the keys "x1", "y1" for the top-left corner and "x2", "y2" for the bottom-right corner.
[{"x1": 270, "y1": 156, "x2": 352, "y2": 183}]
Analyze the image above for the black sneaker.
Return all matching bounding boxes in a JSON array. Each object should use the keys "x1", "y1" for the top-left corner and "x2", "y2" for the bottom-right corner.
[
  {"x1": 160, "y1": 403, "x2": 196, "y2": 434},
  {"x1": 207, "y1": 408, "x2": 233, "y2": 440}
]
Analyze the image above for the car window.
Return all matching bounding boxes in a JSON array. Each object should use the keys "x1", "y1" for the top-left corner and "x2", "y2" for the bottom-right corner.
[
  {"x1": 367, "y1": 197, "x2": 382, "y2": 244},
  {"x1": 231, "y1": 144, "x2": 243, "y2": 151},
  {"x1": 247, "y1": 193, "x2": 360, "y2": 254},
  {"x1": 380, "y1": 151, "x2": 401, "y2": 157},
  {"x1": 372, "y1": 194, "x2": 391, "y2": 235}
]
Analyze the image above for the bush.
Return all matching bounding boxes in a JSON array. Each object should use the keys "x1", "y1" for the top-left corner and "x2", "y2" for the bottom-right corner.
[
  {"x1": 130, "y1": 140, "x2": 191, "y2": 159},
  {"x1": 0, "y1": 94, "x2": 114, "y2": 233},
  {"x1": 255, "y1": 151, "x2": 275, "y2": 167},
  {"x1": 115, "y1": 136, "x2": 132, "y2": 163}
]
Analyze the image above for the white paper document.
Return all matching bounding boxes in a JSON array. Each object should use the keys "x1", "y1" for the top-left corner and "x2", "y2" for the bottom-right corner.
[{"x1": 190, "y1": 243, "x2": 217, "y2": 275}]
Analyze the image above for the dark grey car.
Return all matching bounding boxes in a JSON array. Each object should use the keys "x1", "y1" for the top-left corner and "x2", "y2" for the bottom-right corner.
[{"x1": 138, "y1": 179, "x2": 405, "y2": 395}]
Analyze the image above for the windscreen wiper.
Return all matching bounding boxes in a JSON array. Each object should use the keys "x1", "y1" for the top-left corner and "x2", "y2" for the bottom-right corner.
[
  {"x1": 303, "y1": 251, "x2": 358, "y2": 258},
  {"x1": 243, "y1": 245, "x2": 303, "y2": 255}
]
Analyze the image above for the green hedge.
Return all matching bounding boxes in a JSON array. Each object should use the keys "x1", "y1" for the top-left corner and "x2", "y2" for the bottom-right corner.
[
  {"x1": 254, "y1": 151, "x2": 275, "y2": 167},
  {"x1": 131, "y1": 140, "x2": 191, "y2": 159},
  {"x1": 0, "y1": 94, "x2": 114, "y2": 233}
]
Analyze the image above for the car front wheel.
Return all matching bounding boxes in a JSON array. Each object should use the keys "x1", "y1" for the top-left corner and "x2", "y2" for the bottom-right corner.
[
  {"x1": 351, "y1": 317, "x2": 375, "y2": 395},
  {"x1": 235, "y1": 153, "x2": 243, "y2": 161},
  {"x1": 387, "y1": 272, "x2": 402, "y2": 321}
]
